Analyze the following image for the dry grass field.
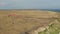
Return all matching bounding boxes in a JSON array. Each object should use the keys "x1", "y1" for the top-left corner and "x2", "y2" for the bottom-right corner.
[{"x1": 0, "y1": 10, "x2": 60, "y2": 34}]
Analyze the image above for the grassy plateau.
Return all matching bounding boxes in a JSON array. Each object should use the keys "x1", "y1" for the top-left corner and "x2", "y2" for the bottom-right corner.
[{"x1": 0, "y1": 10, "x2": 60, "y2": 34}]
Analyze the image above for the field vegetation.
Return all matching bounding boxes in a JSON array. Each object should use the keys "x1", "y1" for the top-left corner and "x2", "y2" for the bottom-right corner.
[{"x1": 0, "y1": 10, "x2": 60, "y2": 34}]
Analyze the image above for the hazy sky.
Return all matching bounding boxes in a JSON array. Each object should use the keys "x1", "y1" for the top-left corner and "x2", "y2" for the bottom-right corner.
[{"x1": 0, "y1": 0, "x2": 60, "y2": 9}]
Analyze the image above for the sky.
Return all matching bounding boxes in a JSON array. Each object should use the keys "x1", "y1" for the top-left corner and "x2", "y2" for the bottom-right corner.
[{"x1": 0, "y1": 0, "x2": 60, "y2": 9}]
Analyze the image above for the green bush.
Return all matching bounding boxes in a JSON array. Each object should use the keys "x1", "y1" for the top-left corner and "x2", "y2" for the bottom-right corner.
[{"x1": 38, "y1": 22, "x2": 60, "y2": 34}]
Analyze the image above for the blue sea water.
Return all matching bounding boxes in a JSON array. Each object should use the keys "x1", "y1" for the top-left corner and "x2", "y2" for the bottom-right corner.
[{"x1": 40, "y1": 9, "x2": 60, "y2": 12}]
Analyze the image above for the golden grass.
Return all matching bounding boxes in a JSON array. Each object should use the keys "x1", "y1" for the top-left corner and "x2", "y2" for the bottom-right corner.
[{"x1": 0, "y1": 10, "x2": 59, "y2": 34}]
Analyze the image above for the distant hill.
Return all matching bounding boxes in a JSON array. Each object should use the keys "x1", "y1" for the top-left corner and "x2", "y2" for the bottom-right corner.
[{"x1": 0, "y1": 9, "x2": 60, "y2": 12}]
